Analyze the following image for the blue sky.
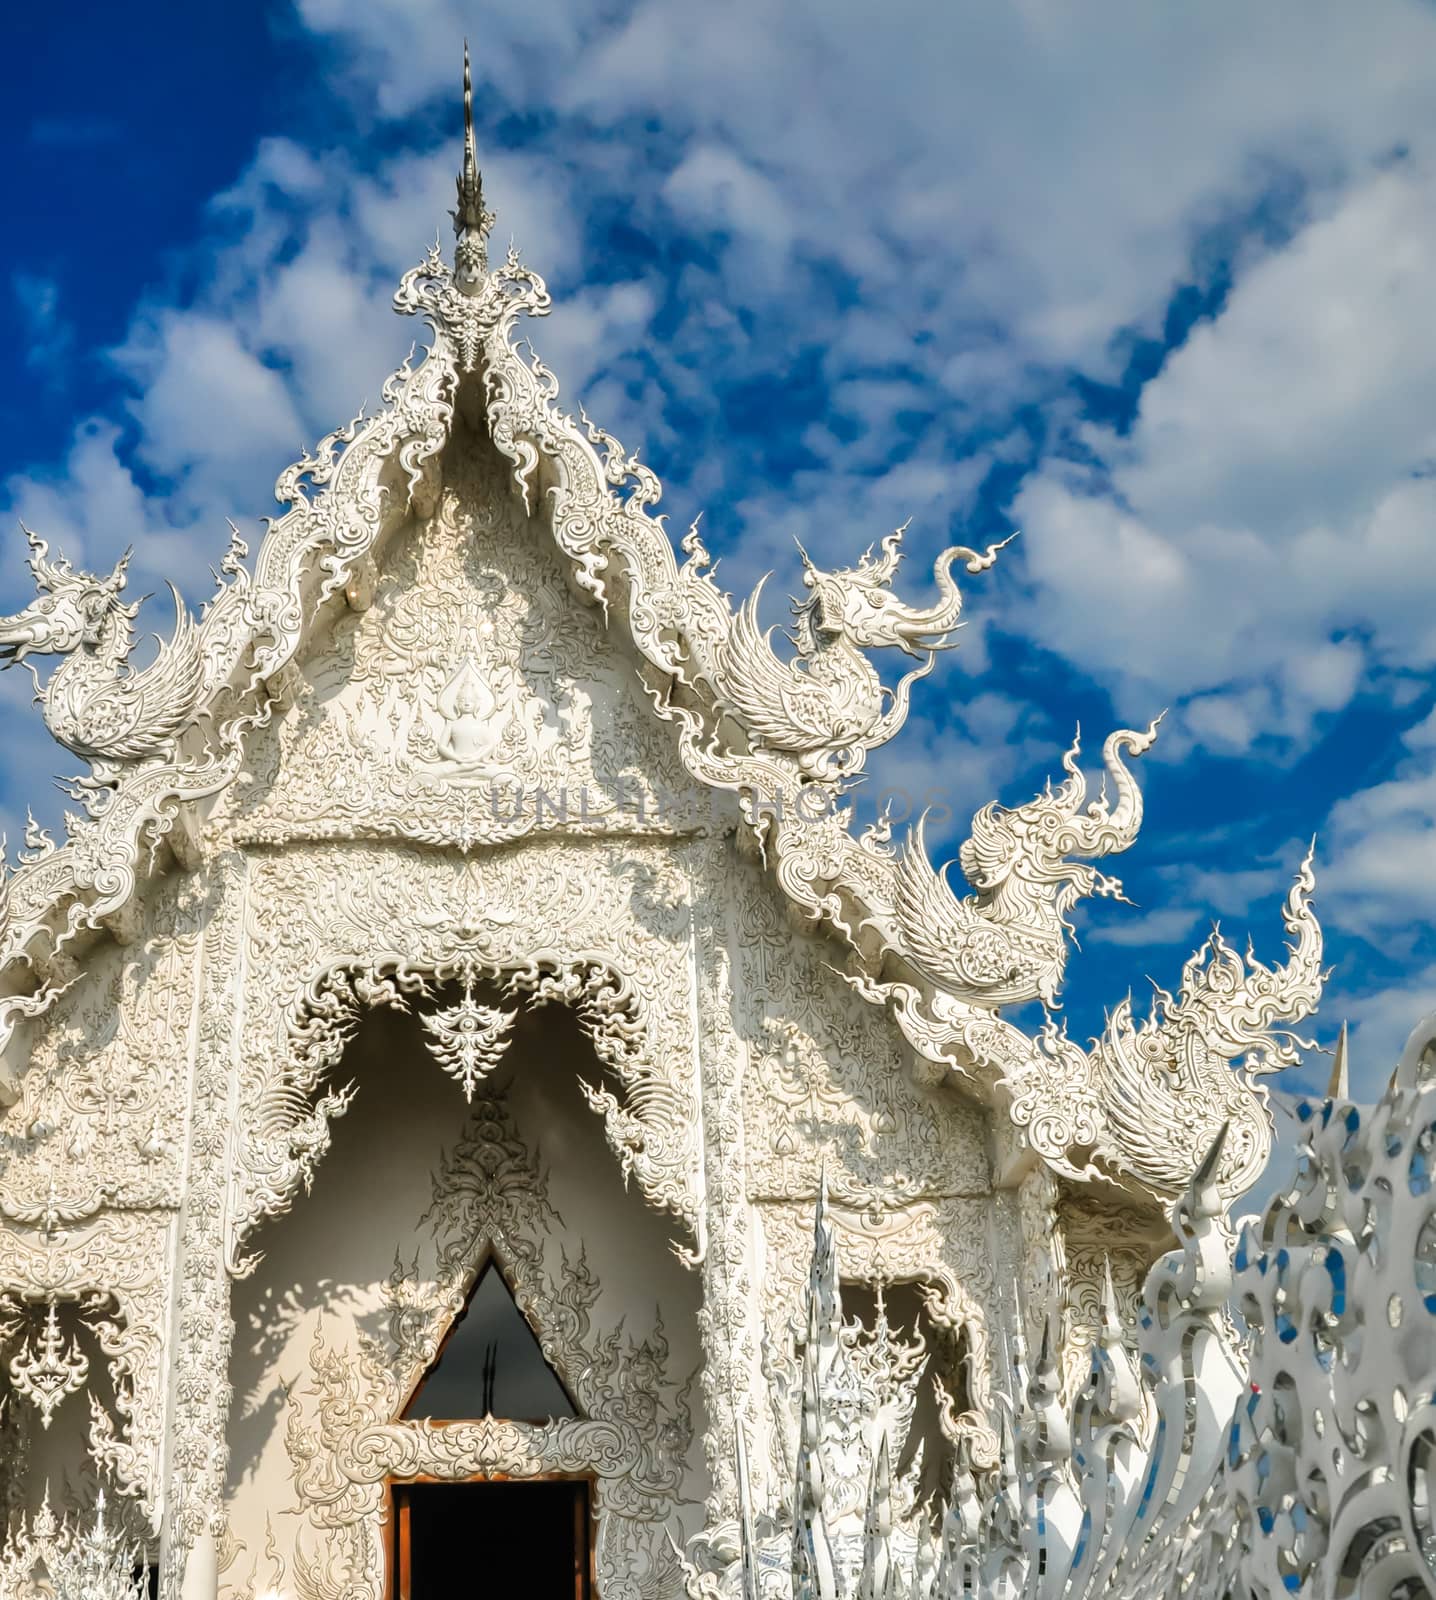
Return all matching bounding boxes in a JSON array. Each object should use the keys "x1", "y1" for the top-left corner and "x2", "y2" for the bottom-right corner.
[{"x1": 5, "y1": 1, "x2": 1436, "y2": 1159}]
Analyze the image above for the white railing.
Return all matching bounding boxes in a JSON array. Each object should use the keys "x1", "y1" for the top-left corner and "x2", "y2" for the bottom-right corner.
[{"x1": 684, "y1": 1015, "x2": 1436, "y2": 1600}]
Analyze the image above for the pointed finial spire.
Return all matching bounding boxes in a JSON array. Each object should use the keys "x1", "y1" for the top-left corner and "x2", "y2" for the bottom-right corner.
[
  {"x1": 734, "y1": 1420, "x2": 761, "y2": 1600},
  {"x1": 1328, "y1": 1020, "x2": 1350, "y2": 1100},
  {"x1": 452, "y1": 40, "x2": 495, "y2": 291},
  {"x1": 463, "y1": 46, "x2": 475, "y2": 147},
  {"x1": 1036, "y1": 1273, "x2": 1062, "y2": 1381},
  {"x1": 1193, "y1": 1119, "x2": 1229, "y2": 1191},
  {"x1": 1100, "y1": 1255, "x2": 1123, "y2": 1339}
]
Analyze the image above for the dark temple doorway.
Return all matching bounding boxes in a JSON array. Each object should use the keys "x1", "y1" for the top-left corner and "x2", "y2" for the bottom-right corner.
[{"x1": 393, "y1": 1479, "x2": 592, "y2": 1598}]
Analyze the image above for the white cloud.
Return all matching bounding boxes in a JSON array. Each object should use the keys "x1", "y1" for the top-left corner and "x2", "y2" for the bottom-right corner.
[
  {"x1": 1186, "y1": 873, "x2": 1277, "y2": 927},
  {"x1": 662, "y1": 145, "x2": 795, "y2": 289},
  {"x1": 1323, "y1": 761, "x2": 1436, "y2": 936},
  {"x1": 1337, "y1": 966, "x2": 1436, "y2": 1099},
  {"x1": 116, "y1": 313, "x2": 308, "y2": 515},
  {"x1": 1, "y1": 422, "x2": 199, "y2": 591},
  {"x1": 295, "y1": 0, "x2": 1436, "y2": 376},
  {"x1": 1012, "y1": 157, "x2": 1436, "y2": 753},
  {"x1": 1117, "y1": 166, "x2": 1436, "y2": 538},
  {"x1": 539, "y1": 280, "x2": 662, "y2": 416},
  {"x1": 862, "y1": 688, "x2": 1046, "y2": 844},
  {"x1": 1085, "y1": 905, "x2": 1202, "y2": 949},
  {"x1": 1404, "y1": 706, "x2": 1436, "y2": 749}
]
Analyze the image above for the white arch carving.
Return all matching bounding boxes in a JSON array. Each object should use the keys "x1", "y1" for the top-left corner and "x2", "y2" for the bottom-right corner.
[{"x1": 227, "y1": 839, "x2": 707, "y2": 1274}]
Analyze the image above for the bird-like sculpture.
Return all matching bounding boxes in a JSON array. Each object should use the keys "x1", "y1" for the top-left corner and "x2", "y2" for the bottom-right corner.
[
  {"x1": 708, "y1": 527, "x2": 1007, "y2": 781},
  {"x1": 0, "y1": 527, "x2": 204, "y2": 769},
  {"x1": 890, "y1": 723, "x2": 1162, "y2": 1008},
  {"x1": 1083, "y1": 845, "x2": 1323, "y2": 1195}
]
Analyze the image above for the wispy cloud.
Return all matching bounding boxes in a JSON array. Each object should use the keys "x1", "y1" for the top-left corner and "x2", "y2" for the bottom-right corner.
[
  {"x1": 11, "y1": 272, "x2": 74, "y2": 379},
  {"x1": 1084, "y1": 906, "x2": 1203, "y2": 949}
]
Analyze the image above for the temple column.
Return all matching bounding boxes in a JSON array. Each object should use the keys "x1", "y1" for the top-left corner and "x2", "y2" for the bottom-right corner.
[
  {"x1": 157, "y1": 854, "x2": 248, "y2": 1600},
  {"x1": 690, "y1": 835, "x2": 766, "y2": 1523}
]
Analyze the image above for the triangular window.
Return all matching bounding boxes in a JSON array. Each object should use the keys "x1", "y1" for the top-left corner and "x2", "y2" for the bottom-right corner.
[{"x1": 403, "y1": 1260, "x2": 579, "y2": 1422}]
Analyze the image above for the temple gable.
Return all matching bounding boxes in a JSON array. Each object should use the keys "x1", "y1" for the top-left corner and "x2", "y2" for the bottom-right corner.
[{"x1": 222, "y1": 419, "x2": 707, "y2": 852}]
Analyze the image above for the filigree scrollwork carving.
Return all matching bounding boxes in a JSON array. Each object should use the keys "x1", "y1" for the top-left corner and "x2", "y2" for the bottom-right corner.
[
  {"x1": 229, "y1": 842, "x2": 703, "y2": 1267},
  {"x1": 849, "y1": 844, "x2": 1322, "y2": 1200},
  {"x1": 756, "y1": 1197, "x2": 998, "y2": 1487},
  {"x1": 6, "y1": 1295, "x2": 88, "y2": 1428},
  {"x1": 0, "y1": 882, "x2": 199, "y2": 1220},
  {"x1": 691, "y1": 1125, "x2": 1268, "y2": 1599},
  {"x1": 763, "y1": 1280, "x2": 929, "y2": 1537},
  {"x1": 417, "y1": 978, "x2": 516, "y2": 1100},
  {"x1": 0, "y1": 1489, "x2": 149, "y2": 1600},
  {"x1": 0, "y1": 532, "x2": 202, "y2": 776},
  {"x1": 1226, "y1": 1013, "x2": 1436, "y2": 1599},
  {"x1": 0, "y1": 1212, "x2": 166, "y2": 1519},
  {"x1": 225, "y1": 420, "x2": 705, "y2": 854},
  {"x1": 885, "y1": 723, "x2": 1160, "y2": 1010},
  {"x1": 1070, "y1": 844, "x2": 1322, "y2": 1196},
  {"x1": 699, "y1": 531, "x2": 1005, "y2": 783}
]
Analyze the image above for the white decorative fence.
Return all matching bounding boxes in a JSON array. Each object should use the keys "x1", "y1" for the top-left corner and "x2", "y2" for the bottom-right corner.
[{"x1": 683, "y1": 1013, "x2": 1436, "y2": 1600}]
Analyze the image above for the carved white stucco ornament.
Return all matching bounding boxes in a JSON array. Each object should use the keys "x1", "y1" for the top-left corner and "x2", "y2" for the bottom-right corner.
[
  {"x1": 6, "y1": 1295, "x2": 88, "y2": 1428},
  {"x1": 418, "y1": 978, "x2": 517, "y2": 1099},
  {"x1": 704, "y1": 530, "x2": 1006, "y2": 783},
  {"x1": 0, "y1": 1490, "x2": 147, "y2": 1600},
  {"x1": 0, "y1": 531, "x2": 203, "y2": 773},
  {"x1": 0, "y1": 43, "x2": 1362, "y2": 1600},
  {"x1": 673, "y1": 1021, "x2": 1436, "y2": 1597}
]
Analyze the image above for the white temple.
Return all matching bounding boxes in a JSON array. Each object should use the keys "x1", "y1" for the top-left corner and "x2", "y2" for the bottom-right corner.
[{"x1": 5, "y1": 53, "x2": 1431, "y2": 1600}]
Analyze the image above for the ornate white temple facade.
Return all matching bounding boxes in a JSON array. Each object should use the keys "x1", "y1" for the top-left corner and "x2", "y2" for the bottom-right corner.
[{"x1": 10, "y1": 56, "x2": 1427, "y2": 1600}]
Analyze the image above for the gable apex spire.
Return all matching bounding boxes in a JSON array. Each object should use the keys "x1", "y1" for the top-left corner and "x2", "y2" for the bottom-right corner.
[{"x1": 453, "y1": 40, "x2": 495, "y2": 292}]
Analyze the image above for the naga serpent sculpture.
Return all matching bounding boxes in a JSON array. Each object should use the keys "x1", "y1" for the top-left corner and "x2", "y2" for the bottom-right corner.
[{"x1": 0, "y1": 527, "x2": 203, "y2": 772}]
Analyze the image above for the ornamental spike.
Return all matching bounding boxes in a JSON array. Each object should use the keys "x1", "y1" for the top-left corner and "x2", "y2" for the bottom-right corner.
[
  {"x1": 1192, "y1": 1119, "x2": 1228, "y2": 1196},
  {"x1": 18, "y1": 520, "x2": 69, "y2": 589},
  {"x1": 735, "y1": 1420, "x2": 761, "y2": 1600},
  {"x1": 452, "y1": 40, "x2": 495, "y2": 290},
  {"x1": 461, "y1": 44, "x2": 478, "y2": 211},
  {"x1": 107, "y1": 545, "x2": 133, "y2": 590},
  {"x1": 1009, "y1": 1274, "x2": 1029, "y2": 1375},
  {"x1": 1328, "y1": 1020, "x2": 1349, "y2": 1100},
  {"x1": 1100, "y1": 1255, "x2": 1122, "y2": 1339}
]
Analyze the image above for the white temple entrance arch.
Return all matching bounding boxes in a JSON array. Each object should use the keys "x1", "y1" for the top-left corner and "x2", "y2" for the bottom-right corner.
[
  {"x1": 226, "y1": 995, "x2": 707, "y2": 1600},
  {"x1": 228, "y1": 842, "x2": 710, "y2": 1258}
]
